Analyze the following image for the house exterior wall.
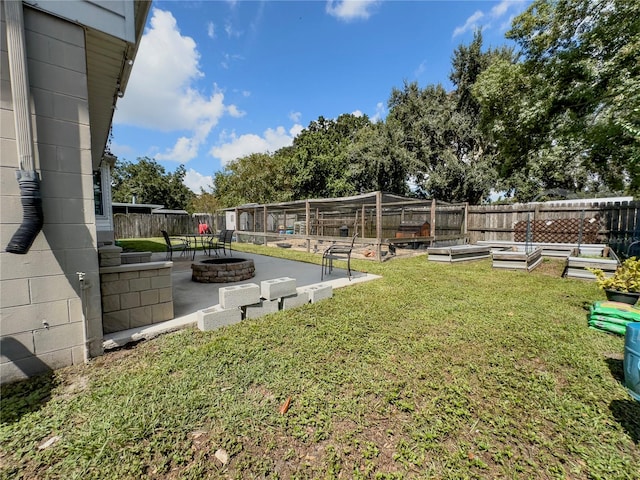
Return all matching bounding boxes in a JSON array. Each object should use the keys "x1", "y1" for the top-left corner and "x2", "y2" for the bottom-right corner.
[
  {"x1": 24, "y1": 0, "x2": 137, "y2": 43},
  {"x1": 1, "y1": 5, "x2": 103, "y2": 383}
]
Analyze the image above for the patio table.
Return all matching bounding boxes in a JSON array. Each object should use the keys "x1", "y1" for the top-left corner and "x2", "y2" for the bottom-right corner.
[{"x1": 179, "y1": 233, "x2": 217, "y2": 260}]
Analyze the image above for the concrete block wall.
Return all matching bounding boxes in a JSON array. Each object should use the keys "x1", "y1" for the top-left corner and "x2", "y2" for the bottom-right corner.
[
  {"x1": 100, "y1": 262, "x2": 174, "y2": 334},
  {"x1": 1, "y1": 7, "x2": 102, "y2": 384}
]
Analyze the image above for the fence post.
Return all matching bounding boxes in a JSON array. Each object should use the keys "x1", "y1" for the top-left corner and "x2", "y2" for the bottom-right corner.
[
  {"x1": 430, "y1": 198, "x2": 436, "y2": 242},
  {"x1": 376, "y1": 191, "x2": 382, "y2": 260}
]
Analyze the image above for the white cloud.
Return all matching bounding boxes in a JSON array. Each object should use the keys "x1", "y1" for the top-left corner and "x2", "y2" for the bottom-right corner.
[
  {"x1": 326, "y1": 0, "x2": 380, "y2": 21},
  {"x1": 414, "y1": 60, "x2": 427, "y2": 78},
  {"x1": 210, "y1": 124, "x2": 303, "y2": 166},
  {"x1": 114, "y1": 8, "x2": 242, "y2": 163},
  {"x1": 108, "y1": 141, "x2": 136, "y2": 160},
  {"x1": 453, "y1": 10, "x2": 484, "y2": 38},
  {"x1": 289, "y1": 124, "x2": 304, "y2": 137},
  {"x1": 500, "y1": 15, "x2": 517, "y2": 32},
  {"x1": 221, "y1": 52, "x2": 244, "y2": 69},
  {"x1": 289, "y1": 111, "x2": 302, "y2": 123},
  {"x1": 452, "y1": 0, "x2": 526, "y2": 38},
  {"x1": 371, "y1": 102, "x2": 385, "y2": 123},
  {"x1": 156, "y1": 119, "x2": 216, "y2": 163},
  {"x1": 227, "y1": 105, "x2": 246, "y2": 118},
  {"x1": 490, "y1": 0, "x2": 512, "y2": 18},
  {"x1": 225, "y1": 21, "x2": 243, "y2": 38},
  {"x1": 207, "y1": 21, "x2": 215, "y2": 39},
  {"x1": 184, "y1": 168, "x2": 213, "y2": 193},
  {"x1": 352, "y1": 109, "x2": 363, "y2": 117}
]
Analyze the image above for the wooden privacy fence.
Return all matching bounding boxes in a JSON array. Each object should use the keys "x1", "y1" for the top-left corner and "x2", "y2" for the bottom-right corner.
[
  {"x1": 113, "y1": 199, "x2": 638, "y2": 256},
  {"x1": 467, "y1": 201, "x2": 639, "y2": 254},
  {"x1": 114, "y1": 213, "x2": 222, "y2": 239}
]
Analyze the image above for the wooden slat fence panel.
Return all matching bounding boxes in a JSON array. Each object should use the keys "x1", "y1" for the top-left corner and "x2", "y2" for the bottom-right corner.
[
  {"x1": 114, "y1": 213, "x2": 221, "y2": 239},
  {"x1": 468, "y1": 201, "x2": 639, "y2": 255}
]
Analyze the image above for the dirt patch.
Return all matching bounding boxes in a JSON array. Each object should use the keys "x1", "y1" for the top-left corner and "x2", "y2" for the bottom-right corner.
[{"x1": 535, "y1": 258, "x2": 567, "y2": 277}]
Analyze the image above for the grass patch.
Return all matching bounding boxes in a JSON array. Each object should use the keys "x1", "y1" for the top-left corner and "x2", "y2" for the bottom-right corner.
[
  {"x1": 116, "y1": 237, "x2": 167, "y2": 253},
  {"x1": 1, "y1": 249, "x2": 638, "y2": 479}
]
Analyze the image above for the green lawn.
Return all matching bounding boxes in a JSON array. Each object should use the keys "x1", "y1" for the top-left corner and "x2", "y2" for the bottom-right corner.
[
  {"x1": 1, "y1": 246, "x2": 638, "y2": 479},
  {"x1": 116, "y1": 237, "x2": 171, "y2": 253}
]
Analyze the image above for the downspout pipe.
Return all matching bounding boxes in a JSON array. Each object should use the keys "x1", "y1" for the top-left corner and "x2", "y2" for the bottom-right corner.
[{"x1": 4, "y1": 0, "x2": 44, "y2": 254}]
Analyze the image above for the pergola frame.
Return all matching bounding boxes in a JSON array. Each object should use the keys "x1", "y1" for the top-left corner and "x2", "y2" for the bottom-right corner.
[{"x1": 224, "y1": 191, "x2": 469, "y2": 261}]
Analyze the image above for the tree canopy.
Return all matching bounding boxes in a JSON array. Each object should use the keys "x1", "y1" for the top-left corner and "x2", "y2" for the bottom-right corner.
[
  {"x1": 473, "y1": 0, "x2": 639, "y2": 200},
  {"x1": 386, "y1": 32, "x2": 512, "y2": 203},
  {"x1": 111, "y1": 157, "x2": 195, "y2": 210}
]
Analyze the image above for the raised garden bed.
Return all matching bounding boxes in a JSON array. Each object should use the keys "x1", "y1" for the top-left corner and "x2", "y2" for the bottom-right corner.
[
  {"x1": 492, "y1": 247, "x2": 543, "y2": 272},
  {"x1": 476, "y1": 241, "x2": 606, "y2": 258},
  {"x1": 563, "y1": 246, "x2": 619, "y2": 281},
  {"x1": 427, "y1": 244, "x2": 491, "y2": 263}
]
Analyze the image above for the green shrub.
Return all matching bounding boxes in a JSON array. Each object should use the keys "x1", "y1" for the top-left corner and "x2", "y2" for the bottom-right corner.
[{"x1": 588, "y1": 256, "x2": 640, "y2": 292}]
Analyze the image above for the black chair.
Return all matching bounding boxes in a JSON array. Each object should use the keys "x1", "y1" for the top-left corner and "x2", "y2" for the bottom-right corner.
[
  {"x1": 321, "y1": 233, "x2": 357, "y2": 281},
  {"x1": 206, "y1": 229, "x2": 234, "y2": 257},
  {"x1": 205, "y1": 230, "x2": 226, "y2": 257},
  {"x1": 224, "y1": 229, "x2": 234, "y2": 256},
  {"x1": 161, "y1": 230, "x2": 188, "y2": 260}
]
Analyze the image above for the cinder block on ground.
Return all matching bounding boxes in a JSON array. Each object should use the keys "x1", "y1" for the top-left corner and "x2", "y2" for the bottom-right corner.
[
  {"x1": 244, "y1": 299, "x2": 280, "y2": 319},
  {"x1": 198, "y1": 305, "x2": 242, "y2": 331},
  {"x1": 261, "y1": 277, "x2": 297, "y2": 300},
  {"x1": 281, "y1": 290, "x2": 310, "y2": 309},
  {"x1": 219, "y1": 283, "x2": 260, "y2": 309},
  {"x1": 303, "y1": 284, "x2": 333, "y2": 303}
]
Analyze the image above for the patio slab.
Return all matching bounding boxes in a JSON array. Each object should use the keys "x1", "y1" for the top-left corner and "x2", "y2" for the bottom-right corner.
[{"x1": 103, "y1": 250, "x2": 380, "y2": 349}]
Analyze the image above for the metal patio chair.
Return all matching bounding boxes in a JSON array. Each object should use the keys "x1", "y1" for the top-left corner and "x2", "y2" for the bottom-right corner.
[
  {"x1": 321, "y1": 233, "x2": 357, "y2": 281},
  {"x1": 161, "y1": 230, "x2": 188, "y2": 260},
  {"x1": 206, "y1": 229, "x2": 234, "y2": 257}
]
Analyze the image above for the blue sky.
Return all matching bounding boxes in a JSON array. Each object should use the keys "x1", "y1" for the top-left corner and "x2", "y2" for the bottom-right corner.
[{"x1": 111, "y1": 0, "x2": 530, "y2": 193}]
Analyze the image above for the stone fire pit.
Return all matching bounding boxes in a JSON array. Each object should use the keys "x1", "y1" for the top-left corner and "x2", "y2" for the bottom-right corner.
[{"x1": 191, "y1": 258, "x2": 255, "y2": 283}]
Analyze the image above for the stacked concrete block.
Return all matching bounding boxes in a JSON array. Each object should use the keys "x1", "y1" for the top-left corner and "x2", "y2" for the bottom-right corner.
[
  {"x1": 198, "y1": 305, "x2": 243, "y2": 331},
  {"x1": 281, "y1": 289, "x2": 310, "y2": 309},
  {"x1": 261, "y1": 277, "x2": 297, "y2": 300},
  {"x1": 219, "y1": 283, "x2": 261, "y2": 309},
  {"x1": 302, "y1": 284, "x2": 333, "y2": 303},
  {"x1": 197, "y1": 278, "x2": 335, "y2": 333},
  {"x1": 244, "y1": 299, "x2": 280, "y2": 319}
]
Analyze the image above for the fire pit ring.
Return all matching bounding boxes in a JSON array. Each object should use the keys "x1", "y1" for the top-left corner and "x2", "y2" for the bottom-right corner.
[{"x1": 191, "y1": 257, "x2": 255, "y2": 283}]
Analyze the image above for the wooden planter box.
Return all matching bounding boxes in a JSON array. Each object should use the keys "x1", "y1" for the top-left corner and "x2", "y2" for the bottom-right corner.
[
  {"x1": 564, "y1": 247, "x2": 619, "y2": 280},
  {"x1": 427, "y1": 244, "x2": 491, "y2": 263},
  {"x1": 492, "y1": 247, "x2": 543, "y2": 272}
]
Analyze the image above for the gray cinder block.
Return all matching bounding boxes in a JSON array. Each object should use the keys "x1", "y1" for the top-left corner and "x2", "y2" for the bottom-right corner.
[
  {"x1": 197, "y1": 305, "x2": 242, "y2": 331},
  {"x1": 303, "y1": 284, "x2": 333, "y2": 303},
  {"x1": 244, "y1": 299, "x2": 280, "y2": 319},
  {"x1": 281, "y1": 290, "x2": 310, "y2": 309},
  {"x1": 260, "y1": 277, "x2": 297, "y2": 300},
  {"x1": 219, "y1": 283, "x2": 260, "y2": 309}
]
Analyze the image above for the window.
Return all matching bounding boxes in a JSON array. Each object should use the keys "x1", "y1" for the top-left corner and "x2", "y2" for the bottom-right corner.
[{"x1": 93, "y1": 170, "x2": 103, "y2": 216}]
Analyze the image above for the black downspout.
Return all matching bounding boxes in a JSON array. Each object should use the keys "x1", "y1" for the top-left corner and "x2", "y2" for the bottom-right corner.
[
  {"x1": 5, "y1": 171, "x2": 43, "y2": 254},
  {"x1": 4, "y1": 1, "x2": 43, "y2": 254}
]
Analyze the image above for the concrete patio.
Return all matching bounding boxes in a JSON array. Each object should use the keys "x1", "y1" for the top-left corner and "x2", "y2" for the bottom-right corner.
[{"x1": 103, "y1": 250, "x2": 381, "y2": 349}]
